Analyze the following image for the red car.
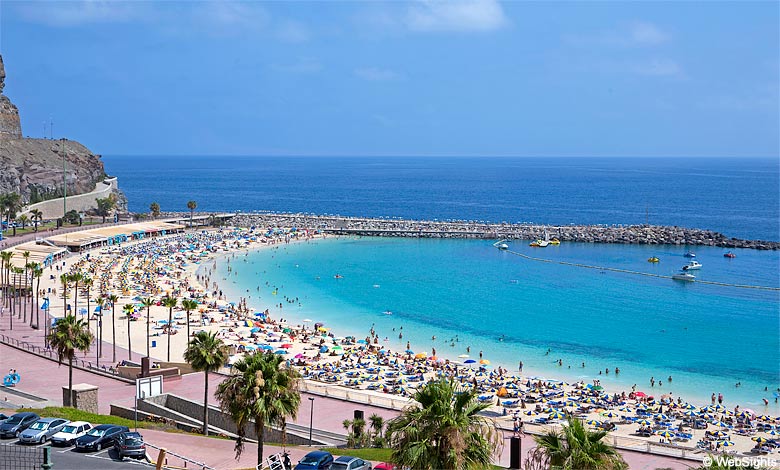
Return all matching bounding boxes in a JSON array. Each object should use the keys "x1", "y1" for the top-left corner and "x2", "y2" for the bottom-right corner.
[{"x1": 374, "y1": 464, "x2": 396, "y2": 470}]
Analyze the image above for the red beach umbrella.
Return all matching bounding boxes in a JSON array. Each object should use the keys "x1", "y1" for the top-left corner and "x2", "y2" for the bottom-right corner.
[{"x1": 281, "y1": 343, "x2": 293, "y2": 349}]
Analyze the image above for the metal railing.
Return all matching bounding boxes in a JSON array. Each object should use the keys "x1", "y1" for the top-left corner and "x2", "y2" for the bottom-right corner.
[
  {"x1": 0, "y1": 444, "x2": 47, "y2": 470},
  {"x1": 300, "y1": 379, "x2": 414, "y2": 411},
  {"x1": 0, "y1": 333, "x2": 133, "y2": 383},
  {"x1": 145, "y1": 442, "x2": 216, "y2": 470}
]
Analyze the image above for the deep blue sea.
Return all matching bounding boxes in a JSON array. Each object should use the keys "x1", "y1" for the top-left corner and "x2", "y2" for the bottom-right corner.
[
  {"x1": 104, "y1": 156, "x2": 780, "y2": 241},
  {"x1": 105, "y1": 156, "x2": 780, "y2": 409}
]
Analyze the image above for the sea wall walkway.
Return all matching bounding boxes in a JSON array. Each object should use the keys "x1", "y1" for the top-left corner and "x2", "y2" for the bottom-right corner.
[{"x1": 230, "y1": 212, "x2": 779, "y2": 249}]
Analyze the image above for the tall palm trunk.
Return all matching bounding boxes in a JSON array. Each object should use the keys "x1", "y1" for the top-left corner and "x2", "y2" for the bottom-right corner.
[
  {"x1": 34, "y1": 274, "x2": 41, "y2": 329},
  {"x1": 22, "y1": 269, "x2": 27, "y2": 323},
  {"x1": 146, "y1": 305, "x2": 151, "y2": 358},
  {"x1": 73, "y1": 280, "x2": 79, "y2": 319},
  {"x1": 257, "y1": 422, "x2": 265, "y2": 467},
  {"x1": 167, "y1": 306, "x2": 173, "y2": 361},
  {"x1": 67, "y1": 355, "x2": 74, "y2": 406},
  {"x1": 111, "y1": 303, "x2": 117, "y2": 362},
  {"x1": 127, "y1": 314, "x2": 132, "y2": 360},
  {"x1": 203, "y1": 371, "x2": 210, "y2": 436}
]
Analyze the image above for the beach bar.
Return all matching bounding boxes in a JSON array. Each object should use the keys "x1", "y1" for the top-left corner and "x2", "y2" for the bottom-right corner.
[{"x1": 46, "y1": 221, "x2": 186, "y2": 252}]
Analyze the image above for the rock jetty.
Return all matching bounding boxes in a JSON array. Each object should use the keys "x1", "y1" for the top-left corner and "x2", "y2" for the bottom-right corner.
[{"x1": 229, "y1": 212, "x2": 779, "y2": 250}]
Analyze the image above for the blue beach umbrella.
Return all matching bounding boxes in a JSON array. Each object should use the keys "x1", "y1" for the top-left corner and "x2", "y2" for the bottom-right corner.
[
  {"x1": 405, "y1": 349, "x2": 414, "y2": 354},
  {"x1": 548, "y1": 411, "x2": 566, "y2": 420},
  {"x1": 260, "y1": 344, "x2": 274, "y2": 350},
  {"x1": 274, "y1": 349, "x2": 287, "y2": 354},
  {"x1": 655, "y1": 430, "x2": 675, "y2": 440},
  {"x1": 464, "y1": 359, "x2": 476, "y2": 364},
  {"x1": 635, "y1": 419, "x2": 653, "y2": 426}
]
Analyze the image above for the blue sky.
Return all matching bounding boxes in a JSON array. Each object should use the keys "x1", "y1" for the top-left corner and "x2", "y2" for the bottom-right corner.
[{"x1": 0, "y1": 0, "x2": 778, "y2": 157}]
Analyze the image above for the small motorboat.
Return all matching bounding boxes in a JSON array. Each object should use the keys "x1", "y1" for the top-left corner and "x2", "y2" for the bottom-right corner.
[
  {"x1": 724, "y1": 251, "x2": 736, "y2": 258},
  {"x1": 530, "y1": 239, "x2": 549, "y2": 247},
  {"x1": 684, "y1": 252, "x2": 696, "y2": 258},
  {"x1": 382, "y1": 310, "x2": 393, "y2": 315},
  {"x1": 682, "y1": 260, "x2": 702, "y2": 271},
  {"x1": 493, "y1": 240, "x2": 509, "y2": 250},
  {"x1": 672, "y1": 272, "x2": 696, "y2": 282},
  {"x1": 549, "y1": 238, "x2": 561, "y2": 245},
  {"x1": 334, "y1": 274, "x2": 344, "y2": 279},
  {"x1": 647, "y1": 257, "x2": 660, "y2": 263}
]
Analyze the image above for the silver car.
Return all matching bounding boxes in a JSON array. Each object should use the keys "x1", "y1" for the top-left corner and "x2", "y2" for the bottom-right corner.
[
  {"x1": 331, "y1": 456, "x2": 372, "y2": 470},
  {"x1": 18, "y1": 418, "x2": 70, "y2": 445}
]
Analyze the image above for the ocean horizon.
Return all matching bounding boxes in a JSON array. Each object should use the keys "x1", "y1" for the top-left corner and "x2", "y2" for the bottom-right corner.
[{"x1": 104, "y1": 156, "x2": 780, "y2": 242}]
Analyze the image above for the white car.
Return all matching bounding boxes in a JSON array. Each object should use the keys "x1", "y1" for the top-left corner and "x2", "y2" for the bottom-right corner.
[{"x1": 50, "y1": 421, "x2": 92, "y2": 446}]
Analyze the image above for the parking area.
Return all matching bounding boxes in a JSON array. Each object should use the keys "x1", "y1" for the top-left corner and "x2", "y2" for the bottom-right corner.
[{"x1": 0, "y1": 435, "x2": 152, "y2": 470}]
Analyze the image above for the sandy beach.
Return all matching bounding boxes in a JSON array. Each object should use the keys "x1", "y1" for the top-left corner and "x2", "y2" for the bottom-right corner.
[{"x1": 25, "y1": 225, "x2": 780, "y2": 464}]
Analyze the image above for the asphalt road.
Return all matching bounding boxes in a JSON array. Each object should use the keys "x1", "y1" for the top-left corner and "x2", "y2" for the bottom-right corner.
[{"x1": 1, "y1": 438, "x2": 152, "y2": 470}]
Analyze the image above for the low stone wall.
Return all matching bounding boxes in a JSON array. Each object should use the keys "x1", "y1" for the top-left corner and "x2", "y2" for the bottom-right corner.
[
  {"x1": 22, "y1": 177, "x2": 118, "y2": 220},
  {"x1": 140, "y1": 393, "x2": 318, "y2": 445}
]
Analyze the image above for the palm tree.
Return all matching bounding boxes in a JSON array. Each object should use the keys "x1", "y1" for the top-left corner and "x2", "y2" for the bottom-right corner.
[
  {"x1": 161, "y1": 296, "x2": 178, "y2": 361},
  {"x1": 21, "y1": 252, "x2": 30, "y2": 323},
  {"x1": 47, "y1": 315, "x2": 93, "y2": 407},
  {"x1": 215, "y1": 351, "x2": 301, "y2": 466},
  {"x1": 531, "y1": 416, "x2": 627, "y2": 470},
  {"x1": 149, "y1": 202, "x2": 160, "y2": 219},
  {"x1": 17, "y1": 214, "x2": 29, "y2": 230},
  {"x1": 82, "y1": 277, "x2": 93, "y2": 321},
  {"x1": 59, "y1": 273, "x2": 70, "y2": 316},
  {"x1": 69, "y1": 272, "x2": 83, "y2": 319},
  {"x1": 184, "y1": 331, "x2": 227, "y2": 436},
  {"x1": 30, "y1": 209, "x2": 43, "y2": 232},
  {"x1": 2, "y1": 192, "x2": 22, "y2": 236},
  {"x1": 140, "y1": 297, "x2": 155, "y2": 358},
  {"x1": 31, "y1": 264, "x2": 43, "y2": 330},
  {"x1": 386, "y1": 377, "x2": 501, "y2": 470},
  {"x1": 123, "y1": 303, "x2": 135, "y2": 360},
  {"x1": 181, "y1": 298, "x2": 198, "y2": 340},
  {"x1": 107, "y1": 293, "x2": 119, "y2": 362},
  {"x1": 369, "y1": 413, "x2": 385, "y2": 447},
  {"x1": 187, "y1": 200, "x2": 197, "y2": 228},
  {"x1": 0, "y1": 251, "x2": 13, "y2": 308}
]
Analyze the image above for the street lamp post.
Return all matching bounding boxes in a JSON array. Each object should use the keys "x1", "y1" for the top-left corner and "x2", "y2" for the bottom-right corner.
[
  {"x1": 61, "y1": 138, "x2": 67, "y2": 218},
  {"x1": 308, "y1": 397, "x2": 314, "y2": 446}
]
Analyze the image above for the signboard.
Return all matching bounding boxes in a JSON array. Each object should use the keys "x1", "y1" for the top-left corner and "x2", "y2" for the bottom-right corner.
[{"x1": 136, "y1": 376, "x2": 163, "y2": 400}]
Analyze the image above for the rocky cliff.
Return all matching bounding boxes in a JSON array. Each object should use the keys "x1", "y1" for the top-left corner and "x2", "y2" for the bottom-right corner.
[{"x1": 0, "y1": 54, "x2": 125, "y2": 210}]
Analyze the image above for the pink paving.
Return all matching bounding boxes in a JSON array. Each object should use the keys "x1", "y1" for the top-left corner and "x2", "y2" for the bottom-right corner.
[{"x1": 1, "y1": 311, "x2": 694, "y2": 469}]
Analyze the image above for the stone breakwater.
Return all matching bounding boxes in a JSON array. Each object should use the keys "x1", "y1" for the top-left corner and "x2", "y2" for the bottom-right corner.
[{"x1": 227, "y1": 213, "x2": 779, "y2": 250}]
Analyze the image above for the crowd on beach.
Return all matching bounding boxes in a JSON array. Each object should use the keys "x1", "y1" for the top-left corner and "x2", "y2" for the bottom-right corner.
[{"x1": 43, "y1": 224, "x2": 779, "y2": 461}]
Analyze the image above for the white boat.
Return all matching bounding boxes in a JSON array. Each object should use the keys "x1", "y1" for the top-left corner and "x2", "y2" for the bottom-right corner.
[
  {"x1": 493, "y1": 240, "x2": 509, "y2": 250},
  {"x1": 530, "y1": 230, "x2": 550, "y2": 247},
  {"x1": 672, "y1": 272, "x2": 696, "y2": 282},
  {"x1": 682, "y1": 261, "x2": 702, "y2": 271}
]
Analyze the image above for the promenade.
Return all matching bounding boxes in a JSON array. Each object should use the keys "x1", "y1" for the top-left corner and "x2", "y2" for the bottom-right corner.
[{"x1": 0, "y1": 315, "x2": 694, "y2": 469}]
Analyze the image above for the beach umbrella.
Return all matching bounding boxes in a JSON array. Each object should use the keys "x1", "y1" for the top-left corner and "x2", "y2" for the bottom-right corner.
[
  {"x1": 415, "y1": 353, "x2": 427, "y2": 359},
  {"x1": 274, "y1": 349, "x2": 287, "y2": 354},
  {"x1": 655, "y1": 430, "x2": 675, "y2": 440},
  {"x1": 523, "y1": 410, "x2": 537, "y2": 416},
  {"x1": 765, "y1": 430, "x2": 780, "y2": 436},
  {"x1": 654, "y1": 413, "x2": 670, "y2": 421},
  {"x1": 713, "y1": 404, "x2": 726, "y2": 411},
  {"x1": 260, "y1": 344, "x2": 274, "y2": 350},
  {"x1": 294, "y1": 353, "x2": 304, "y2": 359},
  {"x1": 635, "y1": 419, "x2": 653, "y2": 426},
  {"x1": 586, "y1": 419, "x2": 602, "y2": 427},
  {"x1": 681, "y1": 403, "x2": 697, "y2": 410},
  {"x1": 710, "y1": 430, "x2": 728, "y2": 438},
  {"x1": 281, "y1": 343, "x2": 292, "y2": 349},
  {"x1": 634, "y1": 391, "x2": 647, "y2": 398},
  {"x1": 464, "y1": 359, "x2": 476, "y2": 364},
  {"x1": 719, "y1": 441, "x2": 736, "y2": 447},
  {"x1": 479, "y1": 359, "x2": 490, "y2": 365},
  {"x1": 711, "y1": 421, "x2": 730, "y2": 428},
  {"x1": 458, "y1": 354, "x2": 469, "y2": 358},
  {"x1": 548, "y1": 411, "x2": 566, "y2": 420},
  {"x1": 683, "y1": 410, "x2": 698, "y2": 417},
  {"x1": 405, "y1": 349, "x2": 414, "y2": 354},
  {"x1": 752, "y1": 437, "x2": 770, "y2": 444},
  {"x1": 618, "y1": 406, "x2": 633, "y2": 413},
  {"x1": 601, "y1": 411, "x2": 618, "y2": 419}
]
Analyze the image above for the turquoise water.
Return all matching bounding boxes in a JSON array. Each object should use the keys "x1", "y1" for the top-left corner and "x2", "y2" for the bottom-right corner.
[{"x1": 215, "y1": 237, "x2": 780, "y2": 412}]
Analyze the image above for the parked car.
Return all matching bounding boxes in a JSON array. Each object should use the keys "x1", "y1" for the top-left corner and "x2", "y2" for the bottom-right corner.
[
  {"x1": 18, "y1": 418, "x2": 70, "y2": 444},
  {"x1": 113, "y1": 431, "x2": 146, "y2": 460},
  {"x1": 0, "y1": 412, "x2": 40, "y2": 439},
  {"x1": 373, "y1": 464, "x2": 396, "y2": 470},
  {"x1": 50, "y1": 421, "x2": 93, "y2": 446},
  {"x1": 0, "y1": 413, "x2": 9, "y2": 423},
  {"x1": 74, "y1": 424, "x2": 129, "y2": 452},
  {"x1": 294, "y1": 450, "x2": 334, "y2": 470},
  {"x1": 331, "y1": 456, "x2": 372, "y2": 470}
]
